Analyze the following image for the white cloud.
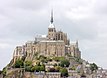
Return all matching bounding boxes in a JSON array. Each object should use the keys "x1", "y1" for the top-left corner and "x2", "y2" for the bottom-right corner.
[
  {"x1": 0, "y1": 0, "x2": 107, "y2": 70},
  {"x1": 0, "y1": 43, "x2": 10, "y2": 49}
]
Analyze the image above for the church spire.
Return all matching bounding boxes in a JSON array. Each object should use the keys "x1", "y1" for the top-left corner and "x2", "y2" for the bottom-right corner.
[
  {"x1": 50, "y1": 10, "x2": 53, "y2": 24},
  {"x1": 48, "y1": 9, "x2": 55, "y2": 28}
]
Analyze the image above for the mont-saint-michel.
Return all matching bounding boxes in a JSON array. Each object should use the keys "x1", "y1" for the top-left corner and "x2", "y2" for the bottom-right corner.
[{"x1": 0, "y1": 11, "x2": 107, "y2": 78}]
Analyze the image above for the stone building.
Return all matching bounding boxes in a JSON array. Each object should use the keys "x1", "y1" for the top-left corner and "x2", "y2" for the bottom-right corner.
[
  {"x1": 39, "y1": 40, "x2": 65, "y2": 57},
  {"x1": 65, "y1": 41, "x2": 81, "y2": 58},
  {"x1": 13, "y1": 46, "x2": 24, "y2": 63},
  {"x1": 47, "y1": 11, "x2": 69, "y2": 45},
  {"x1": 13, "y1": 11, "x2": 81, "y2": 62},
  {"x1": 24, "y1": 72, "x2": 61, "y2": 78}
]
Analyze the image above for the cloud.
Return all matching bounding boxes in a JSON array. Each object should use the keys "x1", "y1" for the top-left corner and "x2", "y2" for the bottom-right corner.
[
  {"x1": 93, "y1": 0, "x2": 107, "y2": 15},
  {"x1": 0, "y1": 0, "x2": 107, "y2": 69}
]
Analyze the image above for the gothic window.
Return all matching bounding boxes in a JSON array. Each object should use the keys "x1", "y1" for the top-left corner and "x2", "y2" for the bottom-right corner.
[
  {"x1": 55, "y1": 51, "x2": 56, "y2": 55},
  {"x1": 16, "y1": 51, "x2": 18, "y2": 55},
  {"x1": 61, "y1": 35, "x2": 63, "y2": 40},
  {"x1": 52, "y1": 29, "x2": 53, "y2": 32},
  {"x1": 53, "y1": 38, "x2": 55, "y2": 40},
  {"x1": 49, "y1": 29, "x2": 54, "y2": 32},
  {"x1": 58, "y1": 34, "x2": 60, "y2": 40}
]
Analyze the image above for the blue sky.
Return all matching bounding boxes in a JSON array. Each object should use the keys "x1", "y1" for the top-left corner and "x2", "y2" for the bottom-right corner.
[{"x1": 0, "y1": 0, "x2": 107, "y2": 70}]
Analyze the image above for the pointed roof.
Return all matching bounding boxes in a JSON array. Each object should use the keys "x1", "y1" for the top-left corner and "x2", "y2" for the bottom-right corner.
[
  {"x1": 50, "y1": 10, "x2": 53, "y2": 24},
  {"x1": 48, "y1": 10, "x2": 55, "y2": 28}
]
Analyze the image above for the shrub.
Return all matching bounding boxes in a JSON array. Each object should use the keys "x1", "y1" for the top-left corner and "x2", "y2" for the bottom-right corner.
[
  {"x1": 60, "y1": 68, "x2": 68, "y2": 77},
  {"x1": 25, "y1": 66, "x2": 32, "y2": 72},
  {"x1": 90, "y1": 63, "x2": 98, "y2": 72},
  {"x1": 14, "y1": 59, "x2": 24, "y2": 68},
  {"x1": 60, "y1": 59, "x2": 70, "y2": 67},
  {"x1": 25, "y1": 61, "x2": 32, "y2": 66}
]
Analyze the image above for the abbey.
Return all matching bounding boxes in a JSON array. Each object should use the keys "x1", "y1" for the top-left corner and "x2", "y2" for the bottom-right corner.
[{"x1": 13, "y1": 11, "x2": 81, "y2": 63}]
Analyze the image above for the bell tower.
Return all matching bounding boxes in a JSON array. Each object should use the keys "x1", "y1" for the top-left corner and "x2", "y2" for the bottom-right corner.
[{"x1": 47, "y1": 10, "x2": 56, "y2": 40}]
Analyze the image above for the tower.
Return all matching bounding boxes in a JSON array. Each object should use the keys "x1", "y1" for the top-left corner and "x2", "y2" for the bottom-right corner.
[{"x1": 48, "y1": 10, "x2": 56, "y2": 40}]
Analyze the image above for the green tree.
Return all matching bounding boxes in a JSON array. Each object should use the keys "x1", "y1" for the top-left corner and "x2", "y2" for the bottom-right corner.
[
  {"x1": 53, "y1": 57, "x2": 60, "y2": 62},
  {"x1": 53, "y1": 57, "x2": 65, "y2": 62},
  {"x1": 90, "y1": 63, "x2": 98, "y2": 72},
  {"x1": 75, "y1": 57, "x2": 82, "y2": 64},
  {"x1": 14, "y1": 59, "x2": 24, "y2": 68},
  {"x1": 25, "y1": 66, "x2": 32, "y2": 72},
  {"x1": 40, "y1": 65, "x2": 45, "y2": 71},
  {"x1": 34, "y1": 52, "x2": 38, "y2": 56},
  {"x1": 60, "y1": 59, "x2": 70, "y2": 67},
  {"x1": 2, "y1": 67, "x2": 7, "y2": 77},
  {"x1": 60, "y1": 68, "x2": 68, "y2": 77},
  {"x1": 34, "y1": 65, "x2": 40, "y2": 72},
  {"x1": 24, "y1": 61, "x2": 32, "y2": 72},
  {"x1": 31, "y1": 65, "x2": 45, "y2": 72},
  {"x1": 25, "y1": 61, "x2": 32, "y2": 66}
]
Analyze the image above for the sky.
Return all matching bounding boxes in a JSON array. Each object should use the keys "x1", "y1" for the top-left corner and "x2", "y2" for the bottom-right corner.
[{"x1": 0, "y1": 0, "x2": 107, "y2": 70}]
